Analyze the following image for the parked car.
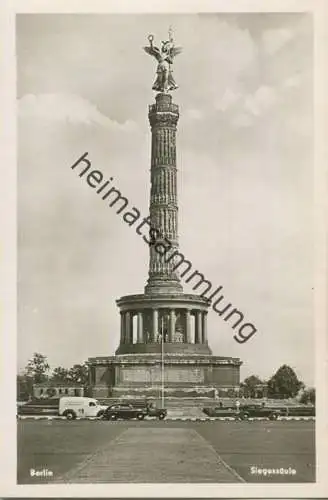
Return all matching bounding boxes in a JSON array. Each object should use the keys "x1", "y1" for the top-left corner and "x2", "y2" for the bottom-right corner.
[
  {"x1": 203, "y1": 402, "x2": 315, "y2": 420},
  {"x1": 102, "y1": 403, "x2": 148, "y2": 421},
  {"x1": 17, "y1": 397, "x2": 107, "y2": 420},
  {"x1": 203, "y1": 406, "x2": 239, "y2": 418},
  {"x1": 145, "y1": 402, "x2": 167, "y2": 420},
  {"x1": 282, "y1": 405, "x2": 315, "y2": 417},
  {"x1": 238, "y1": 404, "x2": 283, "y2": 420},
  {"x1": 110, "y1": 400, "x2": 167, "y2": 420}
]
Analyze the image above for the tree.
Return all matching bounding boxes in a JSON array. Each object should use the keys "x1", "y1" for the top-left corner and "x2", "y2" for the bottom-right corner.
[
  {"x1": 24, "y1": 353, "x2": 50, "y2": 383},
  {"x1": 51, "y1": 367, "x2": 70, "y2": 384},
  {"x1": 267, "y1": 365, "x2": 304, "y2": 399},
  {"x1": 17, "y1": 355, "x2": 90, "y2": 400},
  {"x1": 241, "y1": 375, "x2": 263, "y2": 398},
  {"x1": 68, "y1": 363, "x2": 89, "y2": 386},
  {"x1": 17, "y1": 353, "x2": 50, "y2": 400},
  {"x1": 17, "y1": 373, "x2": 33, "y2": 401},
  {"x1": 49, "y1": 362, "x2": 89, "y2": 386},
  {"x1": 300, "y1": 387, "x2": 315, "y2": 405}
]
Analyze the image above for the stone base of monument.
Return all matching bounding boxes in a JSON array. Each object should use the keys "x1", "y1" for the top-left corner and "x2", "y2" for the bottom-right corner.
[{"x1": 88, "y1": 353, "x2": 241, "y2": 400}]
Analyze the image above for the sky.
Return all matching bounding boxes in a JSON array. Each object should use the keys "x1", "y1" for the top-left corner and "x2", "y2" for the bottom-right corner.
[{"x1": 17, "y1": 13, "x2": 314, "y2": 385}]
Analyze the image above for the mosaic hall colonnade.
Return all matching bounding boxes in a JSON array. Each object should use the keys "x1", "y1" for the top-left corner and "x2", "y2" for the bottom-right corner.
[{"x1": 119, "y1": 308, "x2": 208, "y2": 345}]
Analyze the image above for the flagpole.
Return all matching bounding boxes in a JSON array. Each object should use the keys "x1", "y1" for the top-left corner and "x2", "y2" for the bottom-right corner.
[{"x1": 161, "y1": 316, "x2": 165, "y2": 408}]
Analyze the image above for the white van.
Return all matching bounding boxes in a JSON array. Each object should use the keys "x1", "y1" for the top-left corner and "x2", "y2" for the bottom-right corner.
[{"x1": 58, "y1": 397, "x2": 108, "y2": 420}]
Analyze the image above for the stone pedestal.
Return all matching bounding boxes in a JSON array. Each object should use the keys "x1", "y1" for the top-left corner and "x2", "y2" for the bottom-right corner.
[{"x1": 89, "y1": 354, "x2": 241, "y2": 399}]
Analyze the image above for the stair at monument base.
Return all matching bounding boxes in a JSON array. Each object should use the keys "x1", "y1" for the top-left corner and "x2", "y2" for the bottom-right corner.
[
  {"x1": 110, "y1": 387, "x2": 217, "y2": 399},
  {"x1": 166, "y1": 407, "x2": 207, "y2": 418}
]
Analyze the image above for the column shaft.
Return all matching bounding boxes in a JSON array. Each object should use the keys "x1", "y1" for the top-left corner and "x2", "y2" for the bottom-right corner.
[
  {"x1": 202, "y1": 312, "x2": 208, "y2": 344},
  {"x1": 185, "y1": 309, "x2": 191, "y2": 343},
  {"x1": 169, "y1": 309, "x2": 175, "y2": 342},
  {"x1": 152, "y1": 309, "x2": 158, "y2": 343},
  {"x1": 130, "y1": 313, "x2": 134, "y2": 344},
  {"x1": 137, "y1": 312, "x2": 143, "y2": 343},
  {"x1": 125, "y1": 311, "x2": 131, "y2": 344},
  {"x1": 195, "y1": 311, "x2": 202, "y2": 344},
  {"x1": 145, "y1": 93, "x2": 182, "y2": 294},
  {"x1": 120, "y1": 312, "x2": 124, "y2": 344}
]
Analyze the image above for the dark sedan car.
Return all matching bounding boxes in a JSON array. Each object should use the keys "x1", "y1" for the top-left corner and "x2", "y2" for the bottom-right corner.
[
  {"x1": 203, "y1": 406, "x2": 239, "y2": 418},
  {"x1": 203, "y1": 404, "x2": 284, "y2": 420},
  {"x1": 238, "y1": 404, "x2": 284, "y2": 420},
  {"x1": 102, "y1": 403, "x2": 148, "y2": 421}
]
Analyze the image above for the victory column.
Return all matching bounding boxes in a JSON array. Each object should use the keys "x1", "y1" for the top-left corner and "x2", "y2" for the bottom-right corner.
[{"x1": 88, "y1": 30, "x2": 242, "y2": 399}]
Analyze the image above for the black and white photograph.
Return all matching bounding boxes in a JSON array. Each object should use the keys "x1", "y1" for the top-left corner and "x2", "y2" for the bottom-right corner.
[{"x1": 0, "y1": 1, "x2": 327, "y2": 496}]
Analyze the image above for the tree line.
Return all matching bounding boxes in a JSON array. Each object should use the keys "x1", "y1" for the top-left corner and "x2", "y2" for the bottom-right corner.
[
  {"x1": 17, "y1": 353, "x2": 315, "y2": 404},
  {"x1": 17, "y1": 353, "x2": 89, "y2": 400},
  {"x1": 241, "y1": 365, "x2": 315, "y2": 404}
]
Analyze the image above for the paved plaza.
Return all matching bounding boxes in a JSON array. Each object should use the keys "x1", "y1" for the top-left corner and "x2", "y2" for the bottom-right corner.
[{"x1": 18, "y1": 419, "x2": 315, "y2": 484}]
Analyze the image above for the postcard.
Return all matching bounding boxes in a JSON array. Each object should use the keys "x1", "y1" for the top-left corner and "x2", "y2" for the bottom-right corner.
[{"x1": 0, "y1": 0, "x2": 327, "y2": 497}]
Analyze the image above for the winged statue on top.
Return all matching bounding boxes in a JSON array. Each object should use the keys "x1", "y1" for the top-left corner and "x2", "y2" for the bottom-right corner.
[{"x1": 143, "y1": 28, "x2": 183, "y2": 93}]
